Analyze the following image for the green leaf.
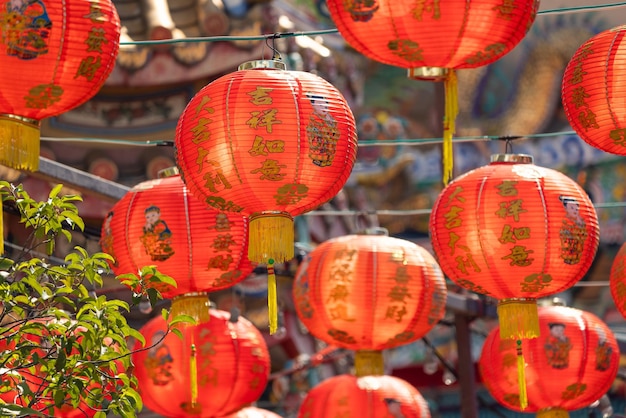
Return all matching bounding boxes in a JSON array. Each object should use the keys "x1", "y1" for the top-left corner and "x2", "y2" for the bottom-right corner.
[{"x1": 49, "y1": 184, "x2": 63, "y2": 199}]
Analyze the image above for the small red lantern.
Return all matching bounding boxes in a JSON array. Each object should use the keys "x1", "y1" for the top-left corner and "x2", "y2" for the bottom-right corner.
[
  {"x1": 562, "y1": 26, "x2": 626, "y2": 155},
  {"x1": 293, "y1": 231, "x2": 447, "y2": 376},
  {"x1": 325, "y1": 0, "x2": 538, "y2": 183},
  {"x1": 0, "y1": 0, "x2": 121, "y2": 170},
  {"x1": 609, "y1": 241, "x2": 626, "y2": 317},
  {"x1": 297, "y1": 374, "x2": 431, "y2": 418},
  {"x1": 175, "y1": 59, "x2": 358, "y2": 332},
  {"x1": 133, "y1": 309, "x2": 270, "y2": 417},
  {"x1": 101, "y1": 168, "x2": 253, "y2": 321},
  {"x1": 479, "y1": 305, "x2": 619, "y2": 417},
  {"x1": 429, "y1": 153, "x2": 599, "y2": 407},
  {"x1": 224, "y1": 407, "x2": 282, "y2": 418}
]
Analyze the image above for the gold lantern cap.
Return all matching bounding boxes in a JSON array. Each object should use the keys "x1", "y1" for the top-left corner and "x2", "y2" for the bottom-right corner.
[
  {"x1": 490, "y1": 154, "x2": 534, "y2": 164},
  {"x1": 158, "y1": 166, "x2": 180, "y2": 178},
  {"x1": 407, "y1": 67, "x2": 448, "y2": 81},
  {"x1": 239, "y1": 60, "x2": 286, "y2": 71}
]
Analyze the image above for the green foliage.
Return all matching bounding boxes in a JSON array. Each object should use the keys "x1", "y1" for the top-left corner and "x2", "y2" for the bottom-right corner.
[{"x1": 0, "y1": 181, "x2": 184, "y2": 417}]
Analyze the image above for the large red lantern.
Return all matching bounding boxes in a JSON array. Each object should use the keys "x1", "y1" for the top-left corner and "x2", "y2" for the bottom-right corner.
[
  {"x1": 479, "y1": 305, "x2": 619, "y2": 416},
  {"x1": 175, "y1": 59, "x2": 358, "y2": 332},
  {"x1": 562, "y1": 26, "x2": 626, "y2": 155},
  {"x1": 100, "y1": 168, "x2": 253, "y2": 321},
  {"x1": 293, "y1": 231, "x2": 447, "y2": 376},
  {"x1": 297, "y1": 374, "x2": 431, "y2": 418},
  {"x1": 430, "y1": 154, "x2": 599, "y2": 339},
  {"x1": 0, "y1": 0, "x2": 121, "y2": 171},
  {"x1": 609, "y1": 241, "x2": 626, "y2": 317},
  {"x1": 133, "y1": 309, "x2": 270, "y2": 417},
  {"x1": 325, "y1": 0, "x2": 538, "y2": 183}
]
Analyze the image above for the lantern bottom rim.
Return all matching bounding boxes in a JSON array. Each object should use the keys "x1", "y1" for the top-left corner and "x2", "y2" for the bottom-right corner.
[{"x1": 407, "y1": 66, "x2": 448, "y2": 81}]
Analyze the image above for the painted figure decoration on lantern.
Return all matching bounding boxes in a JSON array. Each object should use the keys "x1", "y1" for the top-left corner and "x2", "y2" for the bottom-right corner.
[
  {"x1": 3, "y1": 0, "x2": 52, "y2": 59},
  {"x1": 144, "y1": 330, "x2": 174, "y2": 386},
  {"x1": 0, "y1": 0, "x2": 121, "y2": 170},
  {"x1": 479, "y1": 305, "x2": 619, "y2": 417},
  {"x1": 141, "y1": 204, "x2": 175, "y2": 261},
  {"x1": 559, "y1": 195, "x2": 588, "y2": 265},
  {"x1": 306, "y1": 92, "x2": 340, "y2": 167},
  {"x1": 544, "y1": 322, "x2": 571, "y2": 369}
]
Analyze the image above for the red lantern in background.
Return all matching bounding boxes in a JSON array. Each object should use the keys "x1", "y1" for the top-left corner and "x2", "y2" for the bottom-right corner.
[
  {"x1": 325, "y1": 0, "x2": 538, "y2": 183},
  {"x1": 133, "y1": 309, "x2": 270, "y2": 417},
  {"x1": 609, "y1": 241, "x2": 626, "y2": 317},
  {"x1": 562, "y1": 26, "x2": 626, "y2": 155},
  {"x1": 293, "y1": 231, "x2": 447, "y2": 376},
  {"x1": 0, "y1": 0, "x2": 121, "y2": 171},
  {"x1": 100, "y1": 168, "x2": 253, "y2": 322},
  {"x1": 429, "y1": 153, "x2": 599, "y2": 407},
  {"x1": 175, "y1": 60, "x2": 358, "y2": 332},
  {"x1": 297, "y1": 374, "x2": 431, "y2": 418},
  {"x1": 223, "y1": 407, "x2": 282, "y2": 417},
  {"x1": 479, "y1": 305, "x2": 619, "y2": 417}
]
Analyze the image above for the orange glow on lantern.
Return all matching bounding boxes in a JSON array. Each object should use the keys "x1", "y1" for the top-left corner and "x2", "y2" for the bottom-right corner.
[
  {"x1": 293, "y1": 231, "x2": 447, "y2": 376},
  {"x1": 175, "y1": 60, "x2": 358, "y2": 333},
  {"x1": 133, "y1": 309, "x2": 270, "y2": 417},
  {"x1": 0, "y1": 0, "x2": 121, "y2": 171},
  {"x1": 479, "y1": 305, "x2": 619, "y2": 417}
]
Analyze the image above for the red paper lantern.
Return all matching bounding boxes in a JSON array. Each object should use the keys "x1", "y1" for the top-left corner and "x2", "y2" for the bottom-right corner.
[
  {"x1": 430, "y1": 154, "x2": 599, "y2": 340},
  {"x1": 292, "y1": 231, "x2": 447, "y2": 376},
  {"x1": 609, "y1": 241, "x2": 626, "y2": 317},
  {"x1": 133, "y1": 309, "x2": 270, "y2": 417},
  {"x1": 175, "y1": 59, "x2": 358, "y2": 331},
  {"x1": 479, "y1": 305, "x2": 619, "y2": 417},
  {"x1": 297, "y1": 374, "x2": 431, "y2": 418},
  {"x1": 100, "y1": 168, "x2": 253, "y2": 321},
  {"x1": 325, "y1": 0, "x2": 538, "y2": 184},
  {"x1": 223, "y1": 407, "x2": 282, "y2": 418},
  {"x1": 562, "y1": 26, "x2": 626, "y2": 155},
  {"x1": 0, "y1": 0, "x2": 121, "y2": 170},
  {"x1": 325, "y1": 0, "x2": 538, "y2": 71}
]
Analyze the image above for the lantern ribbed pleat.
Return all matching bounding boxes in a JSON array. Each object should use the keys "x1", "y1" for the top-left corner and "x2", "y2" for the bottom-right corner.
[
  {"x1": 293, "y1": 233, "x2": 447, "y2": 376},
  {"x1": 430, "y1": 154, "x2": 599, "y2": 340},
  {"x1": 609, "y1": 242, "x2": 626, "y2": 317},
  {"x1": 562, "y1": 26, "x2": 626, "y2": 155},
  {"x1": 325, "y1": 0, "x2": 539, "y2": 70},
  {"x1": 479, "y1": 306, "x2": 619, "y2": 415},
  {"x1": 175, "y1": 61, "x2": 357, "y2": 332},
  {"x1": 101, "y1": 172, "x2": 253, "y2": 300},
  {"x1": 297, "y1": 374, "x2": 431, "y2": 418},
  {"x1": 0, "y1": 0, "x2": 121, "y2": 171},
  {"x1": 133, "y1": 310, "x2": 270, "y2": 417}
]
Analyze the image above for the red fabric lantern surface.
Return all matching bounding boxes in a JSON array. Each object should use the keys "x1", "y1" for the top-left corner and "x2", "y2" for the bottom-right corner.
[
  {"x1": 223, "y1": 407, "x2": 281, "y2": 417},
  {"x1": 430, "y1": 154, "x2": 599, "y2": 341},
  {"x1": 292, "y1": 231, "x2": 447, "y2": 376},
  {"x1": 325, "y1": 0, "x2": 538, "y2": 71},
  {"x1": 479, "y1": 305, "x2": 619, "y2": 417},
  {"x1": 133, "y1": 309, "x2": 270, "y2": 418},
  {"x1": 325, "y1": 0, "x2": 538, "y2": 184},
  {"x1": 175, "y1": 59, "x2": 357, "y2": 332},
  {"x1": 297, "y1": 374, "x2": 431, "y2": 418},
  {"x1": 0, "y1": 0, "x2": 121, "y2": 170},
  {"x1": 562, "y1": 25, "x2": 626, "y2": 155},
  {"x1": 609, "y1": 241, "x2": 626, "y2": 317},
  {"x1": 100, "y1": 169, "x2": 253, "y2": 321}
]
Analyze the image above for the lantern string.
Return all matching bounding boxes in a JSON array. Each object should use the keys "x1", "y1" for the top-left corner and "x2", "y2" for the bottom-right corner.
[
  {"x1": 113, "y1": 3, "x2": 626, "y2": 48},
  {"x1": 442, "y1": 70, "x2": 458, "y2": 185},
  {"x1": 267, "y1": 259, "x2": 278, "y2": 335},
  {"x1": 516, "y1": 340, "x2": 529, "y2": 410},
  {"x1": 190, "y1": 340, "x2": 199, "y2": 407}
]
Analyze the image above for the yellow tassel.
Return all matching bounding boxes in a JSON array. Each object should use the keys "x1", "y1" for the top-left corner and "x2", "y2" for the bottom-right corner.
[
  {"x1": 0, "y1": 115, "x2": 40, "y2": 171},
  {"x1": 536, "y1": 408, "x2": 569, "y2": 418},
  {"x1": 190, "y1": 341, "x2": 198, "y2": 406},
  {"x1": 170, "y1": 293, "x2": 210, "y2": 324},
  {"x1": 0, "y1": 201, "x2": 3, "y2": 255},
  {"x1": 516, "y1": 340, "x2": 528, "y2": 410},
  {"x1": 497, "y1": 298, "x2": 540, "y2": 340},
  {"x1": 442, "y1": 70, "x2": 458, "y2": 185},
  {"x1": 268, "y1": 260, "x2": 277, "y2": 335},
  {"x1": 248, "y1": 211, "x2": 294, "y2": 264},
  {"x1": 354, "y1": 350, "x2": 384, "y2": 377}
]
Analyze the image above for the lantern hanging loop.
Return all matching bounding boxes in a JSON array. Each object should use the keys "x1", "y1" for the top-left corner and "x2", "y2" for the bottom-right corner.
[
  {"x1": 356, "y1": 226, "x2": 389, "y2": 236},
  {"x1": 265, "y1": 33, "x2": 283, "y2": 61}
]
